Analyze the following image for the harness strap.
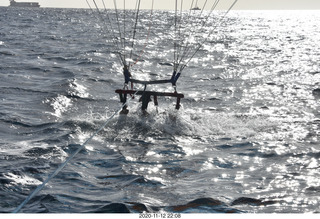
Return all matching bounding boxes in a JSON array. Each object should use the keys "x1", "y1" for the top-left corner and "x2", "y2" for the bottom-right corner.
[
  {"x1": 123, "y1": 65, "x2": 131, "y2": 84},
  {"x1": 170, "y1": 71, "x2": 181, "y2": 86}
]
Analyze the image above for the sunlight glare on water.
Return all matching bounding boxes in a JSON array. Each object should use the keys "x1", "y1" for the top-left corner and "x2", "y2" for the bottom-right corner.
[{"x1": 0, "y1": 8, "x2": 320, "y2": 213}]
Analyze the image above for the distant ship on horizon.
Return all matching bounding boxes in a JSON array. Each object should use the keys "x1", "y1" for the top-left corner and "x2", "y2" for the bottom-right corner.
[
  {"x1": 191, "y1": 0, "x2": 201, "y2": 10},
  {"x1": 9, "y1": 0, "x2": 40, "y2": 8},
  {"x1": 190, "y1": 6, "x2": 201, "y2": 11}
]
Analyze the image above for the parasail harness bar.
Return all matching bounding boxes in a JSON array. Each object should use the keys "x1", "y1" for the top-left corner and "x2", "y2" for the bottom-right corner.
[{"x1": 117, "y1": 65, "x2": 184, "y2": 113}]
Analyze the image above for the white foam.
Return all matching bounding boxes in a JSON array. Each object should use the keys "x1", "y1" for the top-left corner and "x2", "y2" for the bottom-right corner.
[
  {"x1": 5, "y1": 172, "x2": 42, "y2": 186},
  {"x1": 50, "y1": 95, "x2": 72, "y2": 118},
  {"x1": 69, "y1": 79, "x2": 89, "y2": 98}
]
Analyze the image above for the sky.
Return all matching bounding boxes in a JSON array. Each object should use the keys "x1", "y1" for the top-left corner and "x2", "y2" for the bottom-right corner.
[{"x1": 1, "y1": 0, "x2": 320, "y2": 10}]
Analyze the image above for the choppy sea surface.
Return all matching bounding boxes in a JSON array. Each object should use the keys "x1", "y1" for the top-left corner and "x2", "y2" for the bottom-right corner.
[{"x1": 1, "y1": 7, "x2": 320, "y2": 213}]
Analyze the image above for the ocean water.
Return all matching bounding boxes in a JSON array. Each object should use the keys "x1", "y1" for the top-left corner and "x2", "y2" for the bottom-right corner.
[{"x1": 0, "y1": 7, "x2": 320, "y2": 213}]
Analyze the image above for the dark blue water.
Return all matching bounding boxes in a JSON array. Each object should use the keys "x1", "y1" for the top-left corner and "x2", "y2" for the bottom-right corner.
[{"x1": 1, "y1": 7, "x2": 320, "y2": 213}]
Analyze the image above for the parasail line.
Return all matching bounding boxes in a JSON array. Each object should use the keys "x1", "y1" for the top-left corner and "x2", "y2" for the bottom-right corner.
[
  {"x1": 180, "y1": 0, "x2": 238, "y2": 72},
  {"x1": 90, "y1": 0, "x2": 126, "y2": 65},
  {"x1": 129, "y1": 0, "x2": 142, "y2": 68},
  {"x1": 175, "y1": 0, "x2": 219, "y2": 71},
  {"x1": 130, "y1": 0, "x2": 155, "y2": 67},
  {"x1": 112, "y1": 0, "x2": 126, "y2": 64},
  {"x1": 86, "y1": 0, "x2": 123, "y2": 65},
  {"x1": 123, "y1": 0, "x2": 127, "y2": 62}
]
